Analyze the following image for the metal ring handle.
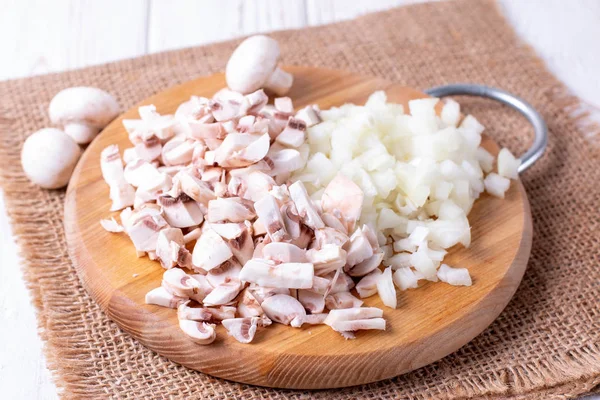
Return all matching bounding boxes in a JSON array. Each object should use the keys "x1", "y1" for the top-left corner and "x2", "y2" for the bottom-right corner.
[{"x1": 425, "y1": 84, "x2": 547, "y2": 173}]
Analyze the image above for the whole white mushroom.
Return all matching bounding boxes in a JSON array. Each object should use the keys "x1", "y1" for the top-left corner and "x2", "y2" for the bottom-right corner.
[
  {"x1": 21, "y1": 128, "x2": 82, "y2": 189},
  {"x1": 226, "y1": 35, "x2": 293, "y2": 95},
  {"x1": 49, "y1": 86, "x2": 120, "y2": 144}
]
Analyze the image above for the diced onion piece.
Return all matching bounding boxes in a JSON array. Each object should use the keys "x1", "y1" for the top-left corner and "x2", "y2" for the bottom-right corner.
[
  {"x1": 437, "y1": 263, "x2": 472, "y2": 286},
  {"x1": 497, "y1": 148, "x2": 521, "y2": 179},
  {"x1": 441, "y1": 98, "x2": 460, "y2": 127},
  {"x1": 392, "y1": 267, "x2": 420, "y2": 290},
  {"x1": 484, "y1": 173, "x2": 511, "y2": 198},
  {"x1": 376, "y1": 267, "x2": 397, "y2": 309}
]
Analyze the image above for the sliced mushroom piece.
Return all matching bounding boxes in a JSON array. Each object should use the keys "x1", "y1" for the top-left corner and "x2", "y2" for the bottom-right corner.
[
  {"x1": 162, "y1": 137, "x2": 195, "y2": 166},
  {"x1": 127, "y1": 212, "x2": 169, "y2": 252},
  {"x1": 124, "y1": 159, "x2": 161, "y2": 187},
  {"x1": 189, "y1": 274, "x2": 214, "y2": 301},
  {"x1": 209, "y1": 99, "x2": 242, "y2": 122},
  {"x1": 179, "y1": 320, "x2": 216, "y2": 345},
  {"x1": 229, "y1": 171, "x2": 275, "y2": 202},
  {"x1": 321, "y1": 174, "x2": 364, "y2": 233},
  {"x1": 258, "y1": 107, "x2": 288, "y2": 139},
  {"x1": 145, "y1": 287, "x2": 186, "y2": 309},
  {"x1": 188, "y1": 121, "x2": 226, "y2": 141},
  {"x1": 325, "y1": 292, "x2": 364, "y2": 310},
  {"x1": 175, "y1": 95, "x2": 211, "y2": 122},
  {"x1": 101, "y1": 145, "x2": 136, "y2": 211},
  {"x1": 177, "y1": 301, "x2": 213, "y2": 321},
  {"x1": 245, "y1": 89, "x2": 269, "y2": 114},
  {"x1": 100, "y1": 217, "x2": 125, "y2": 233},
  {"x1": 306, "y1": 244, "x2": 347, "y2": 276},
  {"x1": 314, "y1": 227, "x2": 349, "y2": 249},
  {"x1": 330, "y1": 318, "x2": 386, "y2": 332},
  {"x1": 183, "y1": 227, "x2": 202, "y2": 244},
  {"x1": 346, "y1": 251, "x2": 384, "y2": 277},
  {"x1": 158, "y1": 194, "x2": 204, "y2": 228},
  {"x1": 172, "y1": 241, "x2": 193, "y2": 269},
  {"x1": 134, "y1": 136, "x2": 162, "y2": 162},
  {"x1": 239, "y1": 259, "x2": 314, "y2": 289},
  {"x1": 136, "y1": 169, "x2": 173, "y2": 195},
  {"x1": 205, "y1": 305, "x2": 237, "y2": 321},
  {"x1": 237, "y1": 287, "x2": 266, "y2": 318},
  {"x1": 207, "y1": 197, "x2": 256, "y2": 223},
  {"x1": 211, "y1": 222, "x2": 244, "y2": 240},
  {"x1": 200, "y1": 167, "x2": 223, "y2": 184},
  {"x1": 280, "y1": 202, "x2": 301, "y2": 240},
  {"x1": 247, "y1": 285, "x2": 290, "y2": 304},
  {"x1": 324, "y1": 270, "x2": 355, "y2": 295},
  {"x1": 172, "y1": 170, "x2": 216, "y2": 207},
  {"x1": 345, "y1": 228, "x2": 374, "y2": 267},
  {"x1": 275, "y1": 118, "x2": 306, "y2": 148},
  {"x1": 228, "y1": 159, "x2": 273, "y2": 177},
  {"x1": 155, "y1": 227, "x2": 185, "y2": 269},
  {"x1": 311, "y1": 276, "x2": 331, "y2": 295},
  {"x1": 303, "y1": 313, "x2": 328, "y2": 325},
  {"x1": 237, "y1": 115, "x2": 256, "y2": 133},
  {"x1": 321, "y1": 213, "x2": 348, "y2": 235},
  {"x1": 202, "y1": 280, "x2": 243, "y2": 306},
  {"x1": 224, "y1": 225, "x2": 255, "y2": 266},
  {"x1": 215, "y1": 133, "x2": 270, "y2": 168},
  {"x1": 261, "y1": 294, "x2": 306, "y2": 327},
  {"x1": 221, "y1": 317, "x2": 260, "y2": 344},
  {"x1": 291, "y1": 224, "x2": 314, "y2": 250},
  {"x1": 254, "y1": 195, "x2": 289, "y2": 242},
  {"x1": 262, "y1": 242, "x2": 307, "y2": 263},
  {"x1": 323, "y1": 307, "x2": 384, "y2": 326},
  {"x1": 288, "y1": 181, "x2": 324, "y2": 230},
  {"x1": 192, "y1": 229, "x2": 234, "y2": 272},
  {"x1": 252, "y1": 218, "x2": 267, "y2": 237},
  {"x1": 158, "y1": 165, "x2": 185, "y2": 177},
  {"x1": 267, "y1": 148, "x2": 305, "y2": 177},
  {"x1": 297, "y1": 289, "x2": 325, "y2": 314},
  {"x1": 295, "y1": 105, "x2": 321, "y2": 127},
  {"x1": 206, "y1": 259, "x2": 243, "y2": 287},
  {"x1": 355, "y1": 269, "x2": 383, "y2": 298},
  {"x1": 274, "y1": 97, "x2": 293, "y2": 113},
  {"x1": 361, "y1": 224, "x2": 380, "y2": 252},
  {"x1": 162, "y1": 268, "x2": 203, "y2": 298}
]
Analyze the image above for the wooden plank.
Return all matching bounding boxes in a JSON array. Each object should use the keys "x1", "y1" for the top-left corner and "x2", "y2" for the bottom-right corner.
[
  {"x1": 0, "y1": 0, "x2": 148, "y2": 80},
  {"x1": 148, "y1": 0, "x2": 308, "y2": 53},
  {"x1": 305, "y1": 0, "x2": 428, "y2": 25},
  {"x1": 0, "y1": 192, "x2": 58, "y2": 400}
]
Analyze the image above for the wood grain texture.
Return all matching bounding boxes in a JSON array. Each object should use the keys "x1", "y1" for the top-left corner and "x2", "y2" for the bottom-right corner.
[{"x1": 64, "y1": 66, "x2": 532, "y2": 389}]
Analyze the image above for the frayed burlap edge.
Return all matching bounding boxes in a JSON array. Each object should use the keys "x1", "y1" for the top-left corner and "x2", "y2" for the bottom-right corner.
[{"x1": 1, "y1": 0, "x2": 599, "y2": 398}]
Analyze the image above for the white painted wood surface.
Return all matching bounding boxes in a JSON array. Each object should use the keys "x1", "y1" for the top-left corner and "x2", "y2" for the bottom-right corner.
[{"x1": 0, "y1": 1, "x2": 598, "y2": 398}]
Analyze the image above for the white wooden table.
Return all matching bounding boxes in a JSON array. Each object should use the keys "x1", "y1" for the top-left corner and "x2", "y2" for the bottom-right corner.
[{"x1": 1, "y1": 1, "x2": 598, "y2": 398}]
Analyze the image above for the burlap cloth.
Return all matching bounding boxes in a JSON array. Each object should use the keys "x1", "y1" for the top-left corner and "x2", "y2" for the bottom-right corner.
[{"x1": 1, "y1": 0, "x2": 599, "y2": 398}]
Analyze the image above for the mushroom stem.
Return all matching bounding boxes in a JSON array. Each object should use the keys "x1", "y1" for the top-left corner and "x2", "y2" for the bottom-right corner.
[{"x1": 265, "y1": 67, "x2": 293, "y2": 96}]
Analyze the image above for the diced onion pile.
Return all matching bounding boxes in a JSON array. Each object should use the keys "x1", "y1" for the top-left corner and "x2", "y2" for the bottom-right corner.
[
  {"x1": 99, "y1": 87, "x2": 520, "y2": 345},
  {"x1": 294, "y1": 91, "x2": 520, "y2": 286}
]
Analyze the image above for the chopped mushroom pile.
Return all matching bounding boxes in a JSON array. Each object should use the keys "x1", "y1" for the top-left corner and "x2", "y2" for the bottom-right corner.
[{"x1": 100, "y1": 87, "x2": 519, "y2": 345}]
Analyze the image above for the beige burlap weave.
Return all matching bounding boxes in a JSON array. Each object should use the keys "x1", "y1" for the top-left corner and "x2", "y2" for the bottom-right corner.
[{"x1": 1, "y1": 0, "x2": 599, "y2": 398}]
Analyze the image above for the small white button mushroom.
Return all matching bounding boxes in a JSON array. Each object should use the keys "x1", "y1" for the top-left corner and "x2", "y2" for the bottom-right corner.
[
  {"x1": 226, "y1": 35, "x2": 293, "y2": 96},
  {"x1": 21, "y1": 128, "x2": 82, "y2": 189},
  {"x1": 49, "y1": 86, "x2": 120, "y2": 144}
]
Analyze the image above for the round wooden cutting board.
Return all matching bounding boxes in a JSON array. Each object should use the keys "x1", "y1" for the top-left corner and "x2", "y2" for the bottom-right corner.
[{"x1": 64, "y1": 66, "x2": 532, "y2": 389}]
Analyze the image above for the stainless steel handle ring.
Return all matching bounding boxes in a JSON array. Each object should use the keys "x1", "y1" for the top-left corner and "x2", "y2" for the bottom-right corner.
[{"x1": 425, "y1": 84, "x2": 548, "y2": 173}]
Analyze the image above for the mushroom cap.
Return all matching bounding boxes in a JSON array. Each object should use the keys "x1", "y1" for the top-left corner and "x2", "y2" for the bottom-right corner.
[
  {"x1": 226, "y1": 35, "x2": 281, "y2": 94},
  {"x1": 49, "y1": 86, "x2": 120, "y2": 128},
  {"x1": 21, "y1": 128, "x2": 82, "y2": 189}
]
